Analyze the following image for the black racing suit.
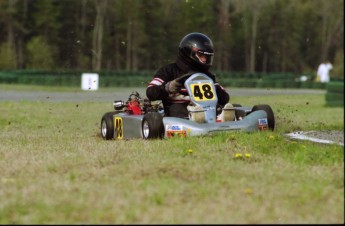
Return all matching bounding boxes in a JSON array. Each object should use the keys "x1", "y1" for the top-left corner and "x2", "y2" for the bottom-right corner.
[{"x1": 146, "y1": 57, "x2": 230, "y2": 118}]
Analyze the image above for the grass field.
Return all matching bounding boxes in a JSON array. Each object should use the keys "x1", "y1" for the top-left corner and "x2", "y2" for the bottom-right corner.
[{"x1": 0, "y1": 85, "x2": 344, "y2": 224}]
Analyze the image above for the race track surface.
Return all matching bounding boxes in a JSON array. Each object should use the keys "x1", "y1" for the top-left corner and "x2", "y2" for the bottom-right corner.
[
  {"x1": 0, "y1": 86, "x2": 342, "y2": 145},
  {"x1": 0, "y1": 87, "x2": 326, "y2": 102}
]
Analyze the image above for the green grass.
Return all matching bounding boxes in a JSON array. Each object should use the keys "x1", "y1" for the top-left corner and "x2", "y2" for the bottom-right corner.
[{"x1": 0, "y1": 85, "x2": 343, "y2": 224}]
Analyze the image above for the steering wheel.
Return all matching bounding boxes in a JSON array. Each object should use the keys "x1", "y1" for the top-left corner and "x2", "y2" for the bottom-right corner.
[{"x1": 175, "y1": 72, "x2": 197, "y2": 84}]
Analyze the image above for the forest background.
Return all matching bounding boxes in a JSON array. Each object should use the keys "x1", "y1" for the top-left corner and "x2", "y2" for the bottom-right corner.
[{"x1": 0, "y1": 0, "x2": 343, "y2": 79}]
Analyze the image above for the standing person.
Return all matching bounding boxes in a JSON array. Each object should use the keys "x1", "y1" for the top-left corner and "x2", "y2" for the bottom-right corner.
[
  {"x1": 316, "y1": 60, "x2": 333, "y2": 83},
  {"x1": 146, "y1": 32, "x2": 234, "y2": 122}
]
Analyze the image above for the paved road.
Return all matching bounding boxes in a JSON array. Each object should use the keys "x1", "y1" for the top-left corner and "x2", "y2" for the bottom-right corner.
[{"x1": 0, "y1": 87, "x2": 326, "y2": 102}]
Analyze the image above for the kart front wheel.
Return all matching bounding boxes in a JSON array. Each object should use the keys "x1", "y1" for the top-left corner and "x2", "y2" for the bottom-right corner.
[
  {"x1": 252, "y1": 104, "x2": 275, "y2": 131},
  {"x1": 142, "y1": 112, "x2": 164, "y2": 139},
  {"x1": 101, "y1": 111, "x2": 116, "y2": 140}
]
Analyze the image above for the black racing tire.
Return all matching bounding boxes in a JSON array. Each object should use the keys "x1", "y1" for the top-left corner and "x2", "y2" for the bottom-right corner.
[
  {"x1": 232, "y1": 104, "x2": 242, "y2": 107},
  {"x1": 101, "y1": 111, "x2": 116, "y2": 140},
  {"x1": 252, "y1": 104, "x2": 275, "y2": 131},
  {"x1": 142, "y1": 112, "x2": 165, "y2": 139}
]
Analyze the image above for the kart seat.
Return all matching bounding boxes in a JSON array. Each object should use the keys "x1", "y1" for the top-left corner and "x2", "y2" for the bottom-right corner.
[
  {"x1": 218, "y1": 102, "x2": 236, "y2": 122},
  {"x1": 187, "y1": 105, "x2": 205, "y2": 123}
]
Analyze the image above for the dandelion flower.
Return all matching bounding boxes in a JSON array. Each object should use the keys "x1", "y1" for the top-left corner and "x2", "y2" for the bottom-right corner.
[
  {"x1": 244, "y1": 188, "x2": 253, "y2": 194},
  {"x1": 234, "y1": 153, "x2": 242, "y2": 158},
  {"x1": 186, "y1": 149, "x2": 193, "y2": 153}
]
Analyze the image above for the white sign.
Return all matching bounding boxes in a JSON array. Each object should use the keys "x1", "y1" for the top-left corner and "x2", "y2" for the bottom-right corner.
[{"x1": 81, "y1": 73, "x2": 99, "y2": 91}]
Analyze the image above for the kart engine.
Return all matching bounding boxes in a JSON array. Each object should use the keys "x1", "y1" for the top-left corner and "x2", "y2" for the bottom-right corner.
[{"x1": 113, "y1": 91, "x2": 163, "y2": 115}]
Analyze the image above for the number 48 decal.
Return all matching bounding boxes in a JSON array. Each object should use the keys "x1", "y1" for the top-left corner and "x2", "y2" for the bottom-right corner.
[{"x1": 190, "y1": 83, "x2": 215, "y2": 101}]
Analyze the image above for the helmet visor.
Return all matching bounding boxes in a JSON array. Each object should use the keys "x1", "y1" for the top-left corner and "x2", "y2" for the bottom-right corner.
[{"x1": 191, "y1": 47, "x2": 214, "y2": 66}]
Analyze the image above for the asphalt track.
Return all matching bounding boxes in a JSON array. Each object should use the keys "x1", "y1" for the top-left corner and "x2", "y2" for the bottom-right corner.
[{"x1": 0, "y1": 87, "x2": 326, "y2": 102}]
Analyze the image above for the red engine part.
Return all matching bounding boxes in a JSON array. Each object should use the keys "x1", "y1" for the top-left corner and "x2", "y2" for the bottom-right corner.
[{"x1": 126, "y1": 100, "x2": 142, "y2": 115}]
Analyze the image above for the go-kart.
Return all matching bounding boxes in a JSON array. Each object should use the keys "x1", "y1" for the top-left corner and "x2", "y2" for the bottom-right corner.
[{"x1": 100, "y1": 72, "x2": 275, "y2": 140}]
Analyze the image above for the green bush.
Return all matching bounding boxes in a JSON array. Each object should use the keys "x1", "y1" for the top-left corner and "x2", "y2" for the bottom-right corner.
[
  {"x1": 26, "y1": 36, "x2": 56, "y2": 70},
  {"x1": 325, "y1": 81, "x2": 344, "y2": 107},
  {"x1": 326, "y1": 81, "x2": 344, "y2": 93},
  {"x1": 0, "y1": 43, "x2": 17, "y2": 70}
]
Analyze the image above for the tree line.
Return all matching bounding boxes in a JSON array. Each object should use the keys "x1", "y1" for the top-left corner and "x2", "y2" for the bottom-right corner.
[{"x1": 0, "y1": 0, "x2": 343, "y2": 78}]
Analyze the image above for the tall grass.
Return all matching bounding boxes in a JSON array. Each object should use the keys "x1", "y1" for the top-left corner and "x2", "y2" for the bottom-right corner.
[{"x1": 0, "y1": 86, "x2": 343, "y2": 224}]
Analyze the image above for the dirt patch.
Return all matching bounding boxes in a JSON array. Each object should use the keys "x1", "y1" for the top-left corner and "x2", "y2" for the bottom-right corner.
[{"x1": 286, "y1": 130, "x2": 344, "y2": 146}]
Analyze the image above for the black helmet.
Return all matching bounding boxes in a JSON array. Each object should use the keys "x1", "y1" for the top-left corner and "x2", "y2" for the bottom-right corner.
[{"x1": 179, "y1": 32, "x2": 214, "y2": 68}]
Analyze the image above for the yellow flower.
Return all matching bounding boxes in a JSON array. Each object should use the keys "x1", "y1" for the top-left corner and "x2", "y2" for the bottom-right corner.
[
  {"x1": 269, "y1": 135, "x2": 275, "y2": 139},
  {"x1": 234, "y1": 153, "x2": 242, "y2": 158},
  {"x1": 244, "y1": 188, "x2": 253, "y2": 194},
  {"x1": 245, "y1": 153, "x2": 251, "y2": 158},
  {"x1": 186, "y1": 149, "x2": 193, "y2": 153}
]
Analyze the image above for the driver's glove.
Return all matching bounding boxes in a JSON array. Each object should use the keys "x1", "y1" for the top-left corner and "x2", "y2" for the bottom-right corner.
[{"x1": 165, "y1": 79, "x2": 183, "y2": 94}]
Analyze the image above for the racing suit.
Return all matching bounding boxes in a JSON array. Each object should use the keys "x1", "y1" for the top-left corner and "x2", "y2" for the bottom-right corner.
[{"x1": 146, "y1": 57, "x2": 230, "y2": 118}]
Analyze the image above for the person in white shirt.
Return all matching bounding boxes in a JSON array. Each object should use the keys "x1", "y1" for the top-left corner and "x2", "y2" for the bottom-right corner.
[{"x1": 316, "y1": 60, "x2": 333, "y2": 83}]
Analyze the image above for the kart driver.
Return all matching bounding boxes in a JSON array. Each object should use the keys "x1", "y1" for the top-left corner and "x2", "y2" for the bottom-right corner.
[{"x1": 146, "y1": 32, "x2": 234, "y2": 121}]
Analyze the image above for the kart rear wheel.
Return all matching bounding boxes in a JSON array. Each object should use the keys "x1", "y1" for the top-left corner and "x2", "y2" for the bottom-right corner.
[
  {"x1": 101, "y1": 111, "x2": 116, "y2": 140},
  {"x1": 252, "y1": 104, "x2": 275, "y2": 131},
  {"x1": 142, "y1": 112, "x2": 164, "y2": 139}
]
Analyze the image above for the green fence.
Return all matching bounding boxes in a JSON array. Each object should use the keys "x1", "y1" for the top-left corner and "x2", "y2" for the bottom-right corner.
[{"x1": 0, "y1": 70, "x2": 338, "y2": 89}]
